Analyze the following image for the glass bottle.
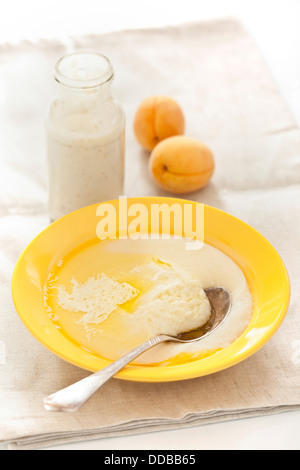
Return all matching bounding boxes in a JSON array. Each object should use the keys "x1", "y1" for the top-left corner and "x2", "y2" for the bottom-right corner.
[{"x1": 46, "y1": 52, "x2": 125, "y2": 221}]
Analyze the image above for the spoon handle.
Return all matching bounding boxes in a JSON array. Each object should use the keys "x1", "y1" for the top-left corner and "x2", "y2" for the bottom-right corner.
[{"x1": 44, "y1": 335, "x2": 168, "y2": 412}]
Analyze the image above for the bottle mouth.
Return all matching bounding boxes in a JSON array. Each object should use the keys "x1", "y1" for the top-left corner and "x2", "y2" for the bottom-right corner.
[{"x1": 54, "y1": 52, "x2": 114, "y2": 89}]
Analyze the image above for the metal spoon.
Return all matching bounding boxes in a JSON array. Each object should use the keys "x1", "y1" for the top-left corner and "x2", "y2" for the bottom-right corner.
[{"x1": 44, "y1": 287, "x2": 231, "y2": 412}]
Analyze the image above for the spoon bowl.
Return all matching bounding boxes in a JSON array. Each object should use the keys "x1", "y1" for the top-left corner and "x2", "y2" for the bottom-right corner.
[
  {"x1": 44, "y1": 287, "x2": 231, "y2": 412},
  {"x1": 176, "y1": 287, "x2": 231, "y2": 342}
]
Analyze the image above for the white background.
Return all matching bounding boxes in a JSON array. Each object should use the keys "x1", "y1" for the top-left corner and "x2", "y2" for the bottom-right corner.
[{"x1": 0, "y1": 0, "x2": 300, "y2": 450}]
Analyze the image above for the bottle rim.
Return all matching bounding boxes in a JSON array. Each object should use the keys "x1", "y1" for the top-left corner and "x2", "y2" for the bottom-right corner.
[{"x1": 54, "y1": 52, "x2": 114, "y2": 89}]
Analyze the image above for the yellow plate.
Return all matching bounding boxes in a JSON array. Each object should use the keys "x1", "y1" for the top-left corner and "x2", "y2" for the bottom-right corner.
[{"x1": 12, "y1": 197, "x2": 290, "y2": 382}]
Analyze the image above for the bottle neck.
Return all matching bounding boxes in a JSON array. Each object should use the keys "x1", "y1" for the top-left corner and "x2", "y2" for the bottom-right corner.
[
  {"x1": 57, "y1": 80, "x2": 112, "y2": 103},
  {"x1": 54, "y1": 52, "x2": 115, "y2": 107}
]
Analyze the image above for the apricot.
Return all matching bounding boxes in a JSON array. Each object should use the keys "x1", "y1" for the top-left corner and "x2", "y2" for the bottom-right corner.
[
  {"x1": 149, "y1": 136, "x2": 215, "y2": 194},
  {"x1": 133, "y1": 96, "x2": 185, "y2": 151}
]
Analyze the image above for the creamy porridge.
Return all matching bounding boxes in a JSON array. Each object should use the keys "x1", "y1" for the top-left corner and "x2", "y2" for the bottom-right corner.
[{"x1": 44, "y1": 237, "x2": 253, "y2": 365}]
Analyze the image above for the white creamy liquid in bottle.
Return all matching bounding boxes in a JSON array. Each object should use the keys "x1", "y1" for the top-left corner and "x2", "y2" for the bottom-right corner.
[{"x1": 46, "y1": 52, "x2": 125, "y2": 221}]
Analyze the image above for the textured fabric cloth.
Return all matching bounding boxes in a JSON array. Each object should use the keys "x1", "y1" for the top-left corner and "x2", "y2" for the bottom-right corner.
[{"x1": 0, "y1": 18, "x2": 299, "y2": 450}]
